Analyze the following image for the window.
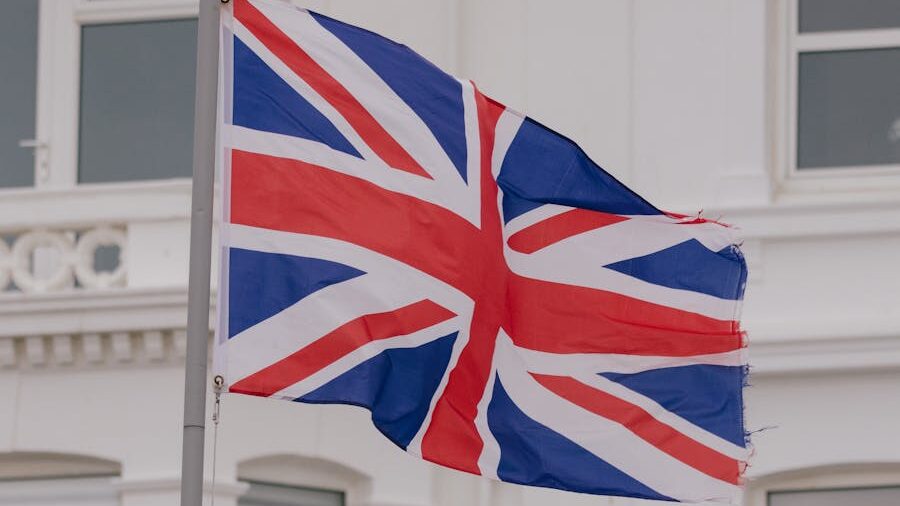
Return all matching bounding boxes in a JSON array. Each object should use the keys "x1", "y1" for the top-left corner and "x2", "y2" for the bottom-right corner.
[
  {"x1": 798, "y1": 0, "x2": 900, "y2": 33},
  {"x1": 240, "y1": 481, "x2": 344, "y2": 506},
  {"x1": 797, "y1": 47, "x2": 900, "y2": 169},
  {"x1": 78, "y1": 18, "x2": 197, "y2": 183},
  {"x1": 0, "y1": 477, "x2": 119, "y2": 506},
  {"x1": 0, "y1": 452, "x2": 120, "y2": 506},
  {"x1": 0, "y1": 0, "x2": 198, "y2": 191},
  {"x1": 237, "y1": 455, "x2": 364, "y2": 506},
  {"x1": 769, "y1": 485, "x2": 900, "y2": 506},
  {"x1": 0, "y1": 0, "x2": 38, "y2": 188},
  {"x1": 781, "y1": 0, "x2": 900, "y2": 183},
  {"x1": 745, "y1": 464, "x2": 900, "y2": 506}
]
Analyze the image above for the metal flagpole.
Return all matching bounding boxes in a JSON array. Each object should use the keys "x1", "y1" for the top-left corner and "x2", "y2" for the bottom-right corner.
[{"x1": 180, "y1": 0, "x2": 221, "y2": 505}]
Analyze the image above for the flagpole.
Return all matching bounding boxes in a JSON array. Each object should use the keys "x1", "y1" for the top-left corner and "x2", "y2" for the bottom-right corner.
[{"x1": 181, "y1": 0, "x2": 221, "y2": 505}]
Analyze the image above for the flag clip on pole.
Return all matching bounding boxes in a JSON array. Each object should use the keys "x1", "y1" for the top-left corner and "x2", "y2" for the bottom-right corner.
[{"x1": 180, "y1": 1, "x2": 221, "y2": 505}]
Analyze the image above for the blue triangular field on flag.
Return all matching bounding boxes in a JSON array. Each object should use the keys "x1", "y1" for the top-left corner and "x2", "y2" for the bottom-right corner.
[
  {"x1": 600, "y1": 365, "x2": 746, "y2": 447},
  {"x1": 309, "y1": 11, "x2": 468, "y2": 181},
  {"x1": 228, "y1": 247, "x2": 364, "y2": 338},
  {"x1": 487, "y1": 377, "x2": 673, "y2": 502},
  {"x1": 498, "y1": 117, "x2": 662, "y2": 222},
  {"x1": 299, "y1": 332, "x2": 458, "y2": 449},
  {"x1": 233, "y1": 37, "x2": 361, "y2": 157},
  {"x1": 605, "y1": 239, "x2": 746, "y2": 300}
]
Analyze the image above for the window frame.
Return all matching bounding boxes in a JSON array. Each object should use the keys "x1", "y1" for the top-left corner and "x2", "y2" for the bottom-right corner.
[
  {"x1": 237, "y1": 455, "x2": 367, "y2": 506},
  {"x1": 745, "y1": 464, "x2": 900, "y2": 506},
  {"x1": 774, "y1": 0, "x2": 900, "y2": 195},
  {"x1": 239, "y1": 480, "x2": 345, "y2": 506},
  {"x1": 0, "y1": 476, "x2": 120, "y2": 505},
  {"x1": 0, "y1": 452, "x2": 121, "y2": 506},
  {"x1": 34, "y1": 0, "x2": 198, "y2": 191},
  {"x1": 768, "y1": 484, "x2": 900, "y2": 506}
]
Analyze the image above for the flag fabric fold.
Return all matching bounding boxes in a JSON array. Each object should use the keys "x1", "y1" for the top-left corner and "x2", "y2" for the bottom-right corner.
[{"x1": 213, "y1": 0, "x2": 749, "y2": 502}]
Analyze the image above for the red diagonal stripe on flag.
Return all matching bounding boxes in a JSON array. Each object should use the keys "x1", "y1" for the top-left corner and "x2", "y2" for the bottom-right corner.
[
  {"x1": 531, "y1": 373, "x2": 742, "y2": 485},
  {"x1": 507, "y1": 208, "x2": 629, "y2": 254},
  {"x1": 230, "y1": 299, "x2": 456, "y2": 397},
  {"x1": 235, "y1": 0, "x2": 431, "y2": 178},
  {"x1": 230, "y1": 148, "x2": 485, "y2": 295}
]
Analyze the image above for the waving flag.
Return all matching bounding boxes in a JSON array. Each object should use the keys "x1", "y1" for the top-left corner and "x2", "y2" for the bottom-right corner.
[{"x1": 213, "y1": 0, "x2": 749, "y2": 502}]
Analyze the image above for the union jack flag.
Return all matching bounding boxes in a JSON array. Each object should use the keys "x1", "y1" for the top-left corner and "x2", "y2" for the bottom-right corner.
[{"x1": 213, "y1": 0, "x2": 750, "y2": 502}]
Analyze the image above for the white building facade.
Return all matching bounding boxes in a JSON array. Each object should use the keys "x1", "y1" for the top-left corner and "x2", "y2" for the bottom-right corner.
[{"x1": 1, "y1": 1, "x2": 899, "y2": 505}]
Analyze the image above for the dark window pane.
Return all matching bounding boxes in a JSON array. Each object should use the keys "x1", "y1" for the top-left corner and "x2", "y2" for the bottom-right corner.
[
  {"x1": 0, "y1": 0, "x2": 37, "y2": 188},
  {"x1": 770, "y1": 486, "x2": 900, "y2": 506},
  {"x1": 799, "y1": 0, "x2": 900, "y2": 32},
  {"x1": 79, "y1": 19, "x2": 196, "y2": 183},
  {"x1": 239, "y1": 482, "x2": 344, "y2": 506},
  {"x1": 797, "y1": 47, "x2": 900, "y2": 169}
]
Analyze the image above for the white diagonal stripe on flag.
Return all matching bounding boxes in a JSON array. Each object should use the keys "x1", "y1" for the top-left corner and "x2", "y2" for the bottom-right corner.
[
  {"x1": 268, "y1": 316, "x2": 465, "y2": 401},
  {"x1": 252, "y1": 0, "x2": 465, "y2": 189},
  {"x1": 504, "y1": 243, "x2": 738, "y2": 321},
  {"x1": 494, "y1": 337, "x2": 741, "y2": 503}
]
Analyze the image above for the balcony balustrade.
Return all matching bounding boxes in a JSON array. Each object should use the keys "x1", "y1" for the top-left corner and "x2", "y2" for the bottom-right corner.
[{"x1": 0, "y1": 180, "x2": 210, "y2": 370}]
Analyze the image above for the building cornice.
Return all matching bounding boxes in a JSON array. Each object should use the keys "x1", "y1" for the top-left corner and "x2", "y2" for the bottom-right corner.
[
  {"x1": 0, "y1": 287, "x2": 195, "y2": 338},
  {"x1": 0, "y1": 288, "x2": 200, "y2": 369},
  {"x1": 0, "y1": 180, "x2": 192, "y2": 230},
  {"x1": 750, "y1": 333, "x2": 900, "y2": 377},
  {"x1": 707, "y1": 193, "x2": 900, "y2": 240}
]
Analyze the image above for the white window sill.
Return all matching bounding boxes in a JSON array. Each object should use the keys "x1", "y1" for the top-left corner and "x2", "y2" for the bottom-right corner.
[{"x1": 0, "y1": 178, "x2": 194, "y2": 230}]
